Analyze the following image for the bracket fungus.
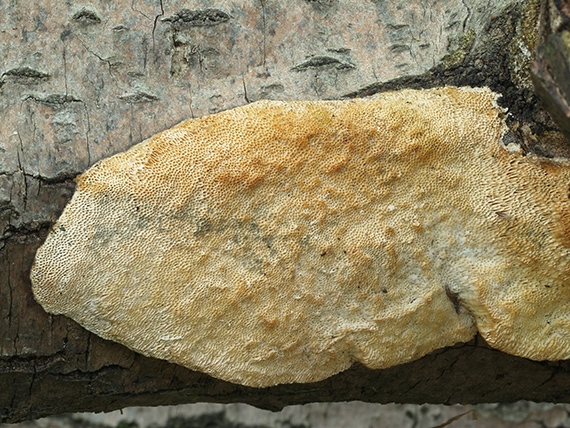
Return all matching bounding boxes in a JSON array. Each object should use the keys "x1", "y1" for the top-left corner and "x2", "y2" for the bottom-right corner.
[{"x1": 31, "y1": 87, "x2": 570, "y2": 387}]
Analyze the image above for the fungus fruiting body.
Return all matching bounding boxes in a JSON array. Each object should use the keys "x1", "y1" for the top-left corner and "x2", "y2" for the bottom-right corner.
[{"x1": 31, "y1": 87, "x2": 570, "y2": 387}]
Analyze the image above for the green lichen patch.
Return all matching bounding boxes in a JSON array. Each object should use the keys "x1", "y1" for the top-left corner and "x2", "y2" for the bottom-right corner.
[
  {"x1": 441, "y1": 29, "x2": 476, "y2": 70},
  {"x1": 508, "y1": 0, "x2": 541, "y2": 87}
]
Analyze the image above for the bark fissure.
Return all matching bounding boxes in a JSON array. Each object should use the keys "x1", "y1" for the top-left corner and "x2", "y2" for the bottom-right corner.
[
  {"x1": 152, "y1": 0, "x2": 165, "y2": 49},
  {"x1": 14, "y1": 132, "x2": 27, "y2": 213},
  {"x1": 83, "y1": 103, "x2": 92, "y2": 168},
  {"x1": 260, "y1": 0, "x2": 267, "y2": 70}
]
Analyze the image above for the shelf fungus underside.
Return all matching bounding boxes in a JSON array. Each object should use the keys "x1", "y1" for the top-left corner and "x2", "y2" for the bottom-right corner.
[{"x1": 31, "y1": 87, "x2": 570, "y2": 387}]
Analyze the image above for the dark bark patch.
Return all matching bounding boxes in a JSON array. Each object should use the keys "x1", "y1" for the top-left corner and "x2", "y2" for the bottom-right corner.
[
  {"x1": 23, "y1": 93, "x2": 82, "y2": 107},
  {"x1": 118, "y1": 91, "x2": 160, "y2": 103},
  {"x1": 2, "y1": 67, "x2": 50, "y2": 84},
  {"x1": 163, "y1": 9, "x2": 231, "y2": 28},
  {"x1": 291, "y1": 56, "x2": 355, "y2": 71},
  {"x1": 72, "y1": 9, "x2": 102, "y2": 26}
]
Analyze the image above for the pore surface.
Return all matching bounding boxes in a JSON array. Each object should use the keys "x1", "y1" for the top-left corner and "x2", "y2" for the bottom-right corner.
[{"x1": 30, "y1": 87, "x2": 570, "y2": 387}]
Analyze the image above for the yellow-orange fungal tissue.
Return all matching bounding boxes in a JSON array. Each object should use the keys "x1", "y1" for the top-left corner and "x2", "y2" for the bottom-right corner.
[{"x1": 30, "y1": 87, "x2": 570, "y2": 387}]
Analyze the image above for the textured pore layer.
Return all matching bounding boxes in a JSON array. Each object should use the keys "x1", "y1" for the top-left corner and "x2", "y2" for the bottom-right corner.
[{"x1": 31, "y1": 87, "x2": 570, "y2": 387}]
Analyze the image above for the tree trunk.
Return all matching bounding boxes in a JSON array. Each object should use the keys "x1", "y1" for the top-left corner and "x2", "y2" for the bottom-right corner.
[{"x1": 2, "y1": 0, "x2": 569, "y2": 423}]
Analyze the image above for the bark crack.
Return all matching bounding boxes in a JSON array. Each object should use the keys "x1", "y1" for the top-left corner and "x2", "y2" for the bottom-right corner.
[
  {"x1": 49, "y1": 364, "x2": 125, "y2": 382},
  {"x1": 13, "y1": 326, "x2": 19, "y2": 356},
  {"x1": 152, "y1": 0, "x2": 165, "y2": 50},
  {"x1": 461, "y1": 0, "x2": 472, "y2": 31},
  {"x1": 83, "y1": 103, "x2": 92, "y2": 167},
  {"x1": 534, "y1": 369, "x2": 558, "y2": 393},
  {"x1": 78, "y1": 40, "x2": 116, "y2": 77},
  {"x1": 22, "y1": 172, "x2": 77, "y2": 185},
  {"x1": 260, "y1": 0, "x2": 267, "y2": 70},
  {"x1": 15, "y1": 131, "x2": 28, "y2": 213},
  {"x1": 4, "y1": 250, "x2": 13, "y2": 346},
  {"x1": 8, "y1": 386, "x2": 17, "y2": 422},
  {"x1": 85, "y1": 333, "x2": 92, "y2": 368},
  {"x1": 131, "y1": 0, "x2": 153, "y2": 21},
  {"x1": 242, "y1": 76, "x2": 250, "y2": 103},
  {"x1": 62, "y1": 45, "x2": 69, "y2": 96},
  {"x1": 27, "y1": 372, "x2": 36, "y2": 413},
  {"x1": 0, "y1": 353, "x2": 66, "y2": 374}
]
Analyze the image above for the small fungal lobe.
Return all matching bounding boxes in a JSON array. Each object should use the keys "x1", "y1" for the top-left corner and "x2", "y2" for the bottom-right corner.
[{"x1": 30, "y1": 87, "x2": 570, "y2": 387}]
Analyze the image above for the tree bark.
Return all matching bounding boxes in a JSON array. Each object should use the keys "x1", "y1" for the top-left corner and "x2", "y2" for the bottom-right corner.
[{"x1": 2, "y1": 0, "x2": 569, "y2": 423}]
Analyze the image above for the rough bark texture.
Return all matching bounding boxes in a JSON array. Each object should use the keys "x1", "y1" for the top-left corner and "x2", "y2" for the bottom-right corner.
[{"x1": 2, "y1": 0, "x2": 570, "y2": 423}]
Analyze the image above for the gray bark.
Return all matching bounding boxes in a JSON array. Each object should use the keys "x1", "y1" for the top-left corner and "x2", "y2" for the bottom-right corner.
[{"x1": 2, "y1": 0, "x2": 569, "y2": 423}]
